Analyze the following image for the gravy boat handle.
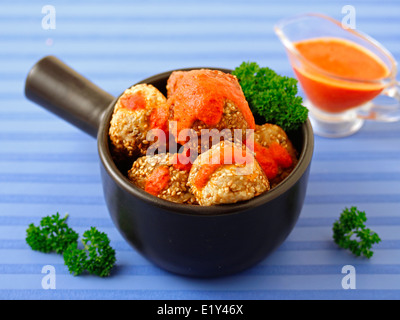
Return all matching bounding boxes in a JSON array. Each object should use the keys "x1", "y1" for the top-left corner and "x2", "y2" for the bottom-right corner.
[{"x1": 356, "y1": 81, "x2": 400, "y2": 122}]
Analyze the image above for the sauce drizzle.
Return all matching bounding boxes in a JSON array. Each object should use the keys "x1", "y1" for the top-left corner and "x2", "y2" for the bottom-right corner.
[
  {"x1": 145, "y1": 166, "x2": 171, "y2": 196},
  {"x1": 120, "y1": 92, "x2": 147, "y2": 111},
  {"x1": 167, "y1": 69, "x2": 255, "y2": 143}
]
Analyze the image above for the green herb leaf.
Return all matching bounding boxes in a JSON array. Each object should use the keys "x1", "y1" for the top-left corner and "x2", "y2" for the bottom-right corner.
[
  {"x1": 27, "y1": 213, "x2": 116, "y2": 277},
  {"x1": 63, "y1": 227, "x2": 116, "y2": 277},
  {"x1": 26, "y1": 213, "x2": 79, "y2": 254},
  {"x1": 232, "y1": 61, "x2": 308, "y2": 131},
  {"x1": 332, "y1": 206, "x2": 381, "y2": 258},
  {"x1": 63, "y1": 242, "x2": 87, "y2": 276}
]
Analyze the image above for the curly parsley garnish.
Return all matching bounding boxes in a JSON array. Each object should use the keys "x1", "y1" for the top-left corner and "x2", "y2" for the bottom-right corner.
[
  {"x1": 26, "y1": 213, "x2": 116, "y2": 277},
  {"x1": 333, "y1": 206, "x2": 381, "y2": 259},
  {"x1": 232, "y1": 61, "x2": 308, "y2": 131},
  {"x1": 63, "y1": 227, "x2": 116, "y2": 277},
  {"x1": 26, "y1": 213, "x2": 79, "y2": 254}
]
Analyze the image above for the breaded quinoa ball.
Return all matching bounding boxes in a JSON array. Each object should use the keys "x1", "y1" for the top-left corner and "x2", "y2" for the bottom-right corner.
[
  {"x1": 127, "y1": 153, "x2": 197, "y2": 205},
  {"x1": 249, "y1": 123, "x2": 298, "y2": 188},
  {"x1": 188, "y1": 141, "x2": 269, "y2": 206},
  {"x1": 109, "y1": 84, "x2": 167, "y2": 159},
  {"x1": 254, "y1": 123, "x2": 298, "y2": 161},
  {"x1": 166, "y1": 69, "x2": 255, "y2": 152}
]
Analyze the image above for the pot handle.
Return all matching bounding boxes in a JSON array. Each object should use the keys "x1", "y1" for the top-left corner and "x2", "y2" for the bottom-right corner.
[{"x1": 24, "y1": 55, "x2": 115, "y2": 138}]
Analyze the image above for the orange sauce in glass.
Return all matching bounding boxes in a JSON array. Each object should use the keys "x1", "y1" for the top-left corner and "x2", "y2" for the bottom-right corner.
[{"x1": 293, "y1": 37, "x2": 390, "y2": 113}]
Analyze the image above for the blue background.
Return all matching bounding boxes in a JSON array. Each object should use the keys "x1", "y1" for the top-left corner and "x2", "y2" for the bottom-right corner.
[{"x1": 1, "y1": 0, "x2": 400, "y2": 300}]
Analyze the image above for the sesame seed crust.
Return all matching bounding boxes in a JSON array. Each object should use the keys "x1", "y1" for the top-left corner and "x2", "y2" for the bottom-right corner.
[
  {"x1": 254, "y1": 123, "x2": 299, "y2": 188},
  {"x1": 109, "y1": 71, "x2": 300, "y2": 207},
  {"x1": 191, "y1": 100, "x2": 251, "y2": 135},
  {"x1": 127, "y1": 153, "x2": 198, "y2": 205},
  {"x1": 109, "y1": 84, "x2": 167, "y2": 159},
  {"x1": 188, "y1": 141, "x2": 270, "y2": 206},
  {"x1": 169, "y1": 99, "x2": 251, "y2": 154}
]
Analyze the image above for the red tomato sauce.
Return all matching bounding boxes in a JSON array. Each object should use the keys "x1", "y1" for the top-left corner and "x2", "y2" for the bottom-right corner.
[
  {"x1": 268, "y1": 142, "x2": 293, "y2": 169},
  {"x1": 246, "y1": 141, "x2": 292, "y2": 180},
  {"x1": 193, "y1": 145, "x2": 254, "y2": 189},
  {"x1": 172, "y1": 148, "x2": 193, "y2": 172},
  {"x1": 252, "y1": 142, "x2": 278, "y2": 180},
  {"x1": 149, "y1": 103, "x2": 169, "y2": 133},
  {"x1": 193, "y1": 164, "x2": 221, "y2": 190},
  {"x1": 167, "y1": 69, "x2": 255, "y2": 143},
  {"x1": 120, "y1": 92, "x2": 147, "y2": 111},
  {"x1": 293, "y1": 37, "x2": 389, "y2": 113},
  {"x1": 145, "y1": 166, "x2": 171, "y2": 196}
]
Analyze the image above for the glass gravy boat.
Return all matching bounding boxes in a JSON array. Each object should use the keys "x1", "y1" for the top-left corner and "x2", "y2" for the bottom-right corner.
[{"x1": 275, "y1": 13, "x2": 400, "y2": 138}]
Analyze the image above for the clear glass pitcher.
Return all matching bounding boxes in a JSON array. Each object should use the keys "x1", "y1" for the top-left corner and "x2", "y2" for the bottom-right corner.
[{"x1": 274, "y1": 13, "x2": 400, "y2": 138}]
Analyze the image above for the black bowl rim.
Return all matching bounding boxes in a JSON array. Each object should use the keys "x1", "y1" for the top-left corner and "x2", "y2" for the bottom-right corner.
[{"x1": 97, "y1": 67, "x2": 314, "y2": 216}]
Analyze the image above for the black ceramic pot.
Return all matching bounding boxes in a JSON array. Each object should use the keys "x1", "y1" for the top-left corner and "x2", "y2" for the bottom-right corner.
[{"x1": 25, "y1": 56, "x2": 314, "y2": 277}]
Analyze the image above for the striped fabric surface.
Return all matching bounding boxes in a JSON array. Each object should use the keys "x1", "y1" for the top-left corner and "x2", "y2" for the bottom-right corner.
[{"x1": 1, "y1": 0, "x2": 400, "y2": 300}]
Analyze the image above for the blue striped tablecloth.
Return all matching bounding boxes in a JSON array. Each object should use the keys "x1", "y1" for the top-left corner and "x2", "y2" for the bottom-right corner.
[{"x1": 1, "y1": 0, "x2": 399, "y2": 300}]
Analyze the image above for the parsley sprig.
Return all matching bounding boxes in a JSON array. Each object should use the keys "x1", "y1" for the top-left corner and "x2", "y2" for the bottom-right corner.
[
  {"x1": 26, "y1": 212, "x2": 78, "y2": 254},
  {"x1": 332, "y1": 206, "x2": 381, "y2": 258},
  {"x1": 63, "y1": 227, "x2": 116, "y2": 277},
  {"x1": 26, "y1": 213, "x2": 116, "y2": 277},
  {"x1": 232, "y1": 61, "x2": 308, "y2": 132}
]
